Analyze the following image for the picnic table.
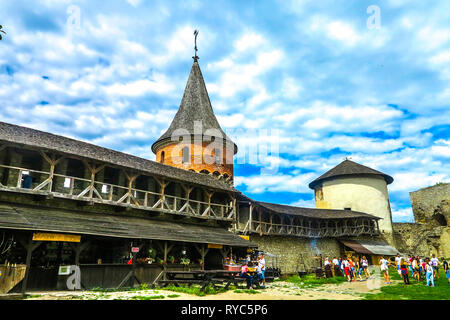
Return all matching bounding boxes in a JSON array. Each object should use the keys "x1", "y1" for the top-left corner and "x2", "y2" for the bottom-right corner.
[{"x1": 157, "y1": 270, "x2": 248, "y2": 291}]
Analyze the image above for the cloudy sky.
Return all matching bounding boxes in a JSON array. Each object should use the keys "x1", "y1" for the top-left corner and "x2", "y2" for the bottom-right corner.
[{"x1": 1, "y1": 0, "x2": 449, "y2": 222}]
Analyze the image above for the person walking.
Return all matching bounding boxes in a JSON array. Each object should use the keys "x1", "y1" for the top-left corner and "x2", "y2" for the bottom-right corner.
[
  {"x1": 442, "y1": 257, "x2": 449, "y2": 285},
  {"x1": 421, "y1": 259, "x2": 427, "y2": 278},
  {"x1": 395, "y1": 253, "x2": 403, "y2": 275},
  {"x1": 361, "y1": 256, "x2": 370, "y2": 278},
  {"x1": 412, "y1": 257, "x2": 420, "y2": 281},
  {"x1": 418, "y1": 256, "x2": 423, "y2": 276},
  {"x1": 343, "y1": 257, "x2": 351, "y2": 282},
  {"x1": 256, "y1": 253, "x2": 266, "y2": 288},
  {"x1": 355, "y1": 258, "x2": 364, "y2": 281},
  {"x1": 324, "y1": 257, "x2": 332, "y2": 278},
  {"x1": 339, "y1": 257, "x2": 345, "y2": 277},
  {"x1": 430, "y1": 255, "x2": 440, "y2": 279},
  {"x1": 348, "y1": 257, "x2": 356, "y2": 282},
  {"x1": 425, "y1": 259, "x2": 435, "y2": 287},
  {"x1": 400, "y1": 261, "x2": 410, "y2": 285},
  {"x1": 332, "y1": 257, "x2": 339, "y2": 277},
  {"x1": 379, "y1": 256, "x2": 391, "y2": 284},
  {"x1": 407, "y1": 255, "x2": 414, "y2": 275}
]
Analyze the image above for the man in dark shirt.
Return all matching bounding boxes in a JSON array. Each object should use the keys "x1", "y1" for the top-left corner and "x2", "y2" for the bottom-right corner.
[
  {"x1": 442, "y1": 257, "x2": 449, "y2": 285},
  {"x1": 22, "y1": 174, "x2": 33, "y2": 189}
]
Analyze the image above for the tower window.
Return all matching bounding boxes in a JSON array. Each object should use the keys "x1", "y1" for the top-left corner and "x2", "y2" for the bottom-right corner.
[
  {"x1": 160, "y1": 151, "x2": 165, "y2": 164},
  {"x1": 214, "y1": 148, "x2": 221, "y2": 164},
  {"x1": 344, "y1": 207, "x2": 351, "y2": 211},
  {"x1": 182, "y1": 147, "x2": 190, "y2": 164}
]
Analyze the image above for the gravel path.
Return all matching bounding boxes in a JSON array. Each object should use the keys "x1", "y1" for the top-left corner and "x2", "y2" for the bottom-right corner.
[{"x1": 24, "y1": 275, "x2": 399, "y2": 300}]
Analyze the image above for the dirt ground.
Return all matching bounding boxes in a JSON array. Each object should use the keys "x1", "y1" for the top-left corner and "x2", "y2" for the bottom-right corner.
[{"x1": 24, "y1": 274, "x2": 399, "y2": 300}]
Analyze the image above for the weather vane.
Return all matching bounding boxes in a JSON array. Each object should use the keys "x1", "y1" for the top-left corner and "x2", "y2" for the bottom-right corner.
[{"x1": 193, "y1": 29, "x2": 199, "y2": 61}]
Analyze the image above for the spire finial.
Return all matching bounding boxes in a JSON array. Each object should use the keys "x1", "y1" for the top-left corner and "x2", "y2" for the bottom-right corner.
[{"x1": 193, "y1": 29, "x2": 199, "y2": 62}]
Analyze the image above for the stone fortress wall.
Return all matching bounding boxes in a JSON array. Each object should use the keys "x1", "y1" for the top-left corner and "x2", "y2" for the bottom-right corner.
[
  {"x1": 247, "y1": 235, "x2": 342, "y2": 275},
  {"x1": 392, "y1": 183, "x2": 450, "y2": 258}
]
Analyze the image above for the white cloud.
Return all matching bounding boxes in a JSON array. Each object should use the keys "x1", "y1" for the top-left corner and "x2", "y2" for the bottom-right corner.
[
  {"x1": 104, "y1": 76, "x2": 174, "y2": 97},
  {"x1": 391, "y1": 207, "x2": 414, "y2": 222},
  {"x1": 234, "y1": 33, "x2": 265, "y2": 51},
  {"x1": 390, "y1": 172, "x2": 448, "y2": 192},
  {"x1": 289, "y1": 197, "x2": 316, "y2": 208},
  {"x1": 235, "y1": 172, "x2": 316, "y2": 194}
]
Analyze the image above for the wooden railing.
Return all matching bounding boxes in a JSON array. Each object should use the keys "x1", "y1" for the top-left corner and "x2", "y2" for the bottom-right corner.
[
  {"x1": 247, "y1": 219, "x2": 378, "y2": 238},
  {"x1": 0, "y1": 164, "x2": 234, "y2": 221}
]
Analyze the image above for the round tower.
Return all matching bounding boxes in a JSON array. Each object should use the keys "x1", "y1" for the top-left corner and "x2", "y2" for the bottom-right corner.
[
  {"x1": 151, "y1": 58, "x2": 237, "y2": 183},
  {"x1": 308, "y1": 159, "x2": 394, "y2": 234}
]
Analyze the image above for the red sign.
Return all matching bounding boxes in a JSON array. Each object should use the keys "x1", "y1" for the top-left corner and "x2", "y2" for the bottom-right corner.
[{"x1": 131, "y1": 247, "x2": 139, "y2": 253}]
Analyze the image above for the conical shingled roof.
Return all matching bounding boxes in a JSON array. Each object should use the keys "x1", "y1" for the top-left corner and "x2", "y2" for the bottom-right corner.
[
  {"x1": 308, "y1": 159, "x2": 394, "y2": 189},
  {"x1": 151, "y1": 60, "x2": 237, "y2": 154}
]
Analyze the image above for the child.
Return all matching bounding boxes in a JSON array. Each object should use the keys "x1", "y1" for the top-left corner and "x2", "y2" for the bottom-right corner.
[{"x1": 240, "y1": 262, "x2": 253, "y2": 289}]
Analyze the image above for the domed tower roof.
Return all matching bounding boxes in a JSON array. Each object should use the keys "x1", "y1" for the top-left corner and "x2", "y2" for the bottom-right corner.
[
  {"x1": 308, "y1": 159, "x2": 394, "y2": 189},
  {"x1": 151, "y1": 60, "x2": 237, "y2": 154}
]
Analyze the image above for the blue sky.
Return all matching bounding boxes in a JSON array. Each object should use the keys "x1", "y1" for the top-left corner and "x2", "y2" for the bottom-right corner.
[{"x1": 0, "y1": 0, "x2": 449, "y2": 222}]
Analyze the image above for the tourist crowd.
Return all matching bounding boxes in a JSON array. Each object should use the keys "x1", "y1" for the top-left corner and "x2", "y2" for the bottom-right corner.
[
  {"x1": 384, "y1": 253, "x2": 449, "y2": 287},
  {"x1": 324, "y1": 256, "x2": 371, "y2": 282},
  {"x1": 239, "y1": 252, "x2": 266, "y2": 289},
  {"x1": 323, "y1": 254, "x2": 449, "y2": 287}
]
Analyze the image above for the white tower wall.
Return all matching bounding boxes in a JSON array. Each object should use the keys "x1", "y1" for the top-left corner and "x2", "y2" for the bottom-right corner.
[{"x1": 314, "y1": 176, "x2": 393, "y2": 234}]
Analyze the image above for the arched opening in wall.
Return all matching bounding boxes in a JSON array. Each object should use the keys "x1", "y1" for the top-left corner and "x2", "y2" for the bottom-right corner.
[
  {"x1": 432, "y1": 213, "x2": 447, "y2": 226},
  {"x1": 200, "y1": 169, "x2": 210, "y2": 174},
  {"x1": 182, "y1": 147, "x2": 190, "y2": 164},
  {"x1": 189, "y1": 169, "x2": 196, "y2": 172},
  {"x1": 160, "y1": 151, "x2": 165, "y2": 164},
  {"x1": 223, "y1": 173, "x2": 229, "y2": 179},
  {"x1": 212, "y1": 171, "x2": 220, "y2": 177}
]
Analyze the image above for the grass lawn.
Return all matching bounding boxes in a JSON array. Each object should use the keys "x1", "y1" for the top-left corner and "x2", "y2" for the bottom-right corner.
[
  {"x1": 364, "y1": 268, "x2": 450, "y2": 300},
  {"x1": 284, "y1": 273, "x2": 348, "y2": 288},
  {"x1": 159, "y1": 284, "x2": 229, "y2": 296}
]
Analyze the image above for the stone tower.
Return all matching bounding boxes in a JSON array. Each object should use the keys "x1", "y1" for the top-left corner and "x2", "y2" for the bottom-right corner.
[
  {"x1": 308, "y1": 159, "x2": 394, "y2": 234},
  {"x1": 151, "y1": 58, "x2": 237, "y2": 184}
]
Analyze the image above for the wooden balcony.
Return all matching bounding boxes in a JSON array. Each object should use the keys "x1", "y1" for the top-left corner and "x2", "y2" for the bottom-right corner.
[
  {"x1": 0, "y1": 163, "x2": 235, "y2": 221},
  {"x1": 236, "y1": 202, "x2": 380, "y2": 238},
  {"x1": 245, "y1": 219, "x2": 379, "y2": 238}
]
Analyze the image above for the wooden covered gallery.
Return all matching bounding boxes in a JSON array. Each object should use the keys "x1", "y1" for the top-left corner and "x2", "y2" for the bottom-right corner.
[
  {"x1": 236, "y1": 195, "x2": 381, "y2": 238},
  {"x1": 0, "y1": 121, "x2": 254, "y2": 293},
  {"x1": 235, "y1": 193, "x2": 391, "y2": 273}
]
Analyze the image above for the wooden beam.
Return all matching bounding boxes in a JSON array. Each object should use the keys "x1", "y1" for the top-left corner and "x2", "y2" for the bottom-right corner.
[
  {"x1": 19, "y1": 235, "x2": 42, "y2": 296},
  {"x1": 194, "y1": 244, "x2": 209, "y2": 271}
]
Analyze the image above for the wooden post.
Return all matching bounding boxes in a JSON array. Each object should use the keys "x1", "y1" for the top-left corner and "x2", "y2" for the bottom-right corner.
[
  {"x1": 116, "y1": 242, "x2": 144, "y2": 289},
  {"x1": 195, "y1": 244, "x2": 209, "y2": 271},
  {"x1": 249, "y1": 203, "x2": 253, "y2": 233},
  {"x1": 19, "y1": 236, "x2": 41, "y2": 296},
  {"x1": 33, "y1": 152, "x2": 62, "y2": 192},
  {"x1": 70, "y1": 241, "x2": 90, "y2": 265}
]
